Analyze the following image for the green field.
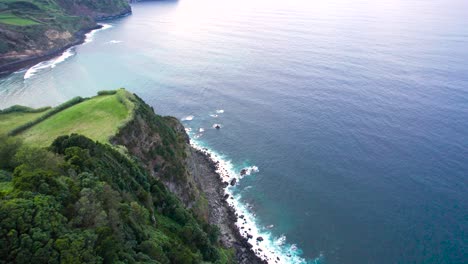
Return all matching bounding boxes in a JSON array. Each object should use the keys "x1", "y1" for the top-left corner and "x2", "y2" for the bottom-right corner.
[
  {"x1": 0, "y1": 13, "x2": 39, "y2": 26},
  {"x1": 0, "y1": 111, "x2": 45, "y2": 134},
  {"x1": 0, "y1": 89, "x2": 135, "y2": 146}
]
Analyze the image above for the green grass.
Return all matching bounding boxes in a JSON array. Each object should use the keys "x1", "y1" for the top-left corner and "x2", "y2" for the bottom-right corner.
[
  {"x1": 0, "y1": 111, "x2": 45, "y2": 134},
  {"x1": 0, "y1": 12, "x2": 39, "y2": 26},
  {"x1": 12, "y1": 89, "x2": 135, "y2": 146}
]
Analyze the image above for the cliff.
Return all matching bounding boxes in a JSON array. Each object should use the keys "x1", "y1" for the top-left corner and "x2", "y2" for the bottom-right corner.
[
  {"x1": 0, "y1": 90, "x2": 264, "y2": 263},
  {"x1": 112, "y1": 94, "x2": 265, "y2": 263},
  {"x1": 0, "y1": 0, "x2": 131, "y2": 76}
]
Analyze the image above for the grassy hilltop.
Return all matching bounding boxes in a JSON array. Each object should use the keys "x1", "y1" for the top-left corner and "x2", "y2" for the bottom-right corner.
[
  {"x1": 0, "y1": 89, "x2": 133, "y2": 146},
  {"x1": 0, "y1": 89, "x2": 235, "y2": 263}
]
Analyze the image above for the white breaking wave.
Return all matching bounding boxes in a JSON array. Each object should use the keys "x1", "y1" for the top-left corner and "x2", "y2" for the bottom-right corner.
[
  {"x1": 84, "y1": 23, "x2": 113, "y2": 44},
  {"x1": 108, "y1": 40, "x2": 123, "y2": 44},
  {"x1": 199, "y1": 128, "x2": 205, "y2": 132},
  {"x1": 240, "y1": 166, "x2": 259, "y2": 178},
  {"x1": 210, "y1": 114, "x2": 218, "y2": 118},
  {"x1": 182, "y1": 115, "x2": 194, "y2": 121},
  {"x1": 23, "y1": 23, "x2": 113, "y2": 80},
  {"x1": 189, "y1": 137, "x2": 313, "y2": 264},
  {"x1": 216, "y1": 109, "x2": 225, "y2": 114},
  {"x1": 24, "y1": 48, "x2": 75, "y2": 80}
]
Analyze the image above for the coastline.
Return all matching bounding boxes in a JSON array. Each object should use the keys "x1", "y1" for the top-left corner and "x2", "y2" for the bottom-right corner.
[
  {"x1": 188, "y1": 145, "x2": 268, "y2": 264},
  {"x1": 187, "y1": 145, "x2": 267, "y2": 264},
  {"x1": 189, "y1": 138, "x2": 312, "y2": 264},
  {"x1": 0, "y1": 11, "x2": 132, "y2": 78}
]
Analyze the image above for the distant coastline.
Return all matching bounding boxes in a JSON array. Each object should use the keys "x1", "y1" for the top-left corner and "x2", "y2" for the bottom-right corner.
[{"x1": 0, "y1": 10, "x2": 131, "y2": 77}]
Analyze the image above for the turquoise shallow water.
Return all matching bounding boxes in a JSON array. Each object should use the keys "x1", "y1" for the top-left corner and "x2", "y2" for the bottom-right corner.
[{"x1": 1, "y1": 0, "x2": 468, "y2": 263}]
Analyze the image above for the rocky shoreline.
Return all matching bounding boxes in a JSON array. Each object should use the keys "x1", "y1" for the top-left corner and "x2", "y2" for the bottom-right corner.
[
  {"x1": 0, "y1": 11, "x2": 132, "y2": 77},
  {"x1": 188, "y1": 146, "x2": 267, "y2": 264}
]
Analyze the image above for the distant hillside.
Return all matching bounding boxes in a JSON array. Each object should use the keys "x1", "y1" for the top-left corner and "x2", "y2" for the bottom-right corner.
[{"x1": 0, "y1": 0, "x2": 131, "y2": 75}]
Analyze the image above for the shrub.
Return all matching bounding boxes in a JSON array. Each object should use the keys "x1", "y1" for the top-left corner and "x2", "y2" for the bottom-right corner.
[
  {"x1": 97, "y1": 90, "x2": 117, "y2": 96},
  {"x1": 0, "y1": 105, "x2": 50, "y2": 114},
  {"x1": 0, "y1": 134, "x2": 22, "y2": 170}
]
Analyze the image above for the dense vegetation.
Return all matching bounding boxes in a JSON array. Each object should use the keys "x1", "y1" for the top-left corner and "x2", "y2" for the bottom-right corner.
[{"x1": 0, "y1": 133, "x2": 234, "y2": 263}]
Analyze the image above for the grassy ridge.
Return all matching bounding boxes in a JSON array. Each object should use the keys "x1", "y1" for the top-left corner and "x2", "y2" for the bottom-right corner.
[
  {"x1": 0, "y1": 111, "x2": 45, "y2": 134},
  {"x1": 0, "y1": 89, "x2": 134, "y2": 146},
  {"x1": 0, "y1": 12, "x2": 39, "y2": 26}
]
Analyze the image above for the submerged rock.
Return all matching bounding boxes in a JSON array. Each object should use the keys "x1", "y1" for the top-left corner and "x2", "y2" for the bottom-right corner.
[{"x1": 256, "y1": 237, "x2": 264, "y2": 242}]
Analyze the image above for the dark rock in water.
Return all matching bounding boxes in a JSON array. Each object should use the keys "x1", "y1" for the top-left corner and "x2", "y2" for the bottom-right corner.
[
  {"x1": 224, "y1": 194, "x2": 230, "y2": 199},
  {"x1": 256, "y1": 236, "x2": 264, "y2": 242},
  {"x1": 240, "y1": 168, "x2": 248, "y2": 176},
  {"x1": 239, "y1": 215, "x2": 245, "y2": 219},
  {"x1": 247, "y1": 234, "x2": 253, "y2": 239},
  {"x1": 215, "y1": 124, "x2": 221, "y2": 129},
  {"x1": 230, "y1": 178, "x2": 237, "y2": 186}
]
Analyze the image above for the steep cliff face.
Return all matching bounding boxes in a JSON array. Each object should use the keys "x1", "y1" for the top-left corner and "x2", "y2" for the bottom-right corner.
[
  {"x1": 112, "y1": 95, "x2": 206, "y2": 216},
  {"x1": 0, "y1": 0, "x2": 131, "y2": 74},
  {"x1": 112, "y1": 95, "x2": 265, "y2": 264}
]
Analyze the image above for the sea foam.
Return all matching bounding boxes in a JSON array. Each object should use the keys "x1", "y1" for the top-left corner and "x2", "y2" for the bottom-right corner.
[
  {"x1": 84, "y1": 23, "x2": 113, "y2": 44},
  {"x1": 188, "y1": 136, "x2": 315, "y2": 264},
  {"x1": 182, "y1": 115, "x2": 194, "y2": 121},
  {"x1": 24, "y1": 23, "x2": 112, "y2": 80},
  {"x1": 24, "y1": 48, "x2": 75, "y2": 80}
]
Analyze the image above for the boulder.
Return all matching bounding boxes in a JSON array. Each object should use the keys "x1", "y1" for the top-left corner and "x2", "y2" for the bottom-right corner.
[{"x1": 230, "y1": 178, "x2": 237, "y2": 186}]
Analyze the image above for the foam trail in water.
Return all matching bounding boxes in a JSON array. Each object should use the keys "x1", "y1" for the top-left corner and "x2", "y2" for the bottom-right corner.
[
  {"x1": 182, "y1": 115, "x2": 194, "y2": 121},
  {"x1": 187, "y1": 133, "x2": 321, "y2": 264},
  {"x1": 108, "y1": 40, "x2": 123, "y2": 44},
  {"x1": 23, "y1": 23, "x2": 112, "y2": 80},
  {"x1": 24, "y1": 48, "x2": 75, "y2": 80},
  {"x1": 84, "y1": 23, "x2": 113, "y2": 44}
]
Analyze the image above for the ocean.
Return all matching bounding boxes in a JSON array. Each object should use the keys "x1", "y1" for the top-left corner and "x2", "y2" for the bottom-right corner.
[{"x1": 1, "y1": 0, "x2": 467, "y2": 263}]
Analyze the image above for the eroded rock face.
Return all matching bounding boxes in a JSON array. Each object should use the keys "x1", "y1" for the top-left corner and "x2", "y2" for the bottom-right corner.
[{"x1": 45, "y1": 30, "x2": 72, "y2": 40}]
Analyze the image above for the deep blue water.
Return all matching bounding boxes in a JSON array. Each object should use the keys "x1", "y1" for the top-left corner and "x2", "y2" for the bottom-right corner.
[{"x1": 1, "y1": 0, "x2": 467, "y2": 263}]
